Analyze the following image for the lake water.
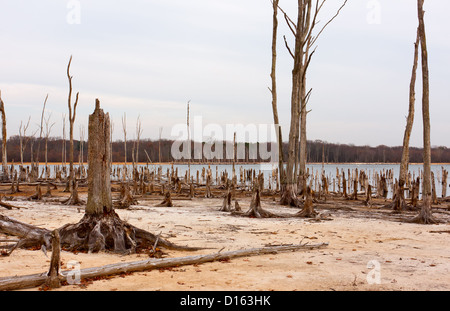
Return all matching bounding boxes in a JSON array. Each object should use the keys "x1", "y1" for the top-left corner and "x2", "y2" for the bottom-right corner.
[
  {"x1": 118, "y1": 162, "x2": 450, "y2": 199},
  {"x1": 23, "y1": 162, "x2": 450, "y2": 199}
]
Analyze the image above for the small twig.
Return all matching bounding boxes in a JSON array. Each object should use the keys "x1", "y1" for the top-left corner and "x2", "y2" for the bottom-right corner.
[{"x1": 151, "y1": 231, "x2": 162, "y2": 253}]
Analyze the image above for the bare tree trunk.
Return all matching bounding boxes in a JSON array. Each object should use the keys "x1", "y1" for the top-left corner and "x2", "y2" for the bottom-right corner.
[
  {"x1": 35, "y1": 94, "x2": 48, "y2": 179},
  {"x1": 269, "y1": 0, "x2": 285, "y2": 190},
  {"x1": 279, "y1": 0, "x2": 347, "y2": 211},
  {"x1": 442, "y1": 168, "x2": 448, "y2": 198},
  {"x1": 66, "y1": 55, "x2": 79, "y2": 204},
  {"x1": 389, "y1": 29, "x2": 420, "y2": 212},
  {"x1": 122, "y1": 113, "x2": 127, "y2": 168},
  {"x1": 413, "y1": 0, "x2": 436, "y2": 224},
  {"x1": 86, "y1": 99, "x2": 112, "y2": 215},
  {"x1": 0, "y1": 91, "x2": 8, "y2": 180},
  {"x1": 62, "y1": 113, "x2": 67, "y2": 167}
]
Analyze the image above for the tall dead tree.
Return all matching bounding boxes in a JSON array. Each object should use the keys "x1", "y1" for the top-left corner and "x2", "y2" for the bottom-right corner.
[
  {"x1": 280, "y1": 0, "x2": 347, "y2": 216},
  {"x1": 44, "y1": 113, "x2": 55, "y2": 180},
  {"x1": 135, "y1": 115, "x2": 143, "y2": 165},
  {"x1": 186, "y1": 101, "x2": 191, "y2": 180},
  {"x1": 389, "y1": 29, "x2": 420, "y2": 212},
  {"x1": 269, "y1": 0, "x2": 285, "y2": 189},
  {"x1": 61, "y1": 113, "x2": 67, "y2": 167},
  {"x1": 122, "y1": 112, "x2": 128, "y2": 180},
  {"x1": 35, "y1": 94, "x2": 48, "y2": 176},
  {"x1": 158, "y1": 127, "x2": 163, "y2": 163},
  {"x1": 18, "y1": 117, "x2": 32, "y2": 168},
  {"x1": 413, "y1": 0, "x2": 436, "y2": 224},
  {"x1": 0, "y1": 91, "x2": 8, "y2": 180},
  {"x1": 66, "y1": 55, "x2": 81, "y2": 205}
]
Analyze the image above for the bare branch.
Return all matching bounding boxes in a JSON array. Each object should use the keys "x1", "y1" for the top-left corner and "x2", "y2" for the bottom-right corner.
[
  {"x1": 310, "y1": 0, "x2": 347, "y2": 47},
  {"x1": 283, "y1": 35, "x2": 295, "y2": 59}
]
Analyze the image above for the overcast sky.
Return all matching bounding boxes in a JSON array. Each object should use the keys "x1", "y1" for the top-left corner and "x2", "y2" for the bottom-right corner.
[{"x1": 0, "y1": 0, "x2": 449, "y2": 148}]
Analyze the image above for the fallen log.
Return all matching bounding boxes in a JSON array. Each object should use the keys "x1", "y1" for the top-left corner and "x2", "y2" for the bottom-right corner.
[{"x1": 0, "y1": 242, "x2": 328, "y2": 291}]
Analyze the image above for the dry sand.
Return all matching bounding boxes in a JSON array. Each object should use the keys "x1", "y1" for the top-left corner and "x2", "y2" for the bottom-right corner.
[{"x1": 0, "y1": 190, "x2": 449, "y2": 291}]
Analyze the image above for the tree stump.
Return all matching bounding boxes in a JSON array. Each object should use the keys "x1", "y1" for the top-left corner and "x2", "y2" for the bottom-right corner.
[
  {"x1": 242, "y1": 187, "x2": 279, "y2": 218},
  {"x1": 45, "y1": 229, "x2": 61, "y2": 289},
  {"x1": 157, "y1": 191, "x2": 173, "y2": 207},
  {"x1": 29, "y1": 184, "x2": 42, "y2": 201},
  {"x1": 220, "y1": 187, "x2": 232, "y2": 212},
  {"x1": 294, "y1": 186, "x2": 317, "y2": 218}
]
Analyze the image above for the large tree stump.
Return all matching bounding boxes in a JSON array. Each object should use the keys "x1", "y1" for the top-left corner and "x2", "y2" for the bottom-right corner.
[
  {"x1": 55, "y1": 100, "x2": 194, "y2": 253},
  {"x1": 242, "y1": 187, "x2": 279, "y2": 218}
]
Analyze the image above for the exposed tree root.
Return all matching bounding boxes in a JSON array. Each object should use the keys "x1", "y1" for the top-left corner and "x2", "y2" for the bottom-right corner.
[
  {"x1": 280, "y1": 184, "x2": 303, "y2": 208},
  {"x1": 62, "y1": 180, "x2": 84, "y2": 206},
  {"x1": 293, "y1": 187, "x2": 317, "y2": 218},
  {"x1": 156, "y1": 191, "x2": 173, "y2": 207},
  {"x1": 407, "y1": 208, "x2": 439, "y2": 224},
  {"x1": 114, "y1": 183, "x2": 138, "y2": 209},
  {"x1": 230, "y1": 187, "x2": 282, "y2": 219},
  {"x1": 0, "y1": 211, "x2": 202, "y2": 255}
]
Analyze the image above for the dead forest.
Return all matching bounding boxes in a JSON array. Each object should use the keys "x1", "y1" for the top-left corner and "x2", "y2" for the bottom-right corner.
[{"x1": 0, "y1": 0, "x2": 449, "y2": 292}]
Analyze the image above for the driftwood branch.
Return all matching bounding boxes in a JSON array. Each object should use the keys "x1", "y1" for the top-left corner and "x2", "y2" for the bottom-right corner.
[{"x1": 0, "y1": 242, "x2": 328, "y2": 291}]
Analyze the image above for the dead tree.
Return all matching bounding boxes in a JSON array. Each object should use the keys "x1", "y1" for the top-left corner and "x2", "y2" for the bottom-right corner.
[
  {"x1": 220, "y1": 182, "x2": 232, "y2": 212},
  {"x1": 0, "y1": 242, "x2": 328, "y2": 291},
  {"x1": 45, "y1": 229, "x2": 61, "y2": 289},
  {"x1": 61, "y1": 113, "x2": 67, "y2": 168},
  {"x1": 29, "y1": 184, "x2": 43, "y2": 201},
  {"x1": 205, "y1": 171, "x2": 212, "y2": 198},
  {"x1": 269, "y1": 0, "x2": 285, "y2": 191},
  {"x1": 385, "y1": 29, "x2": 420, "y2": 211},
  {"x1": 122, "y1": 112, "x2": 127, "y2": 167},
  {"x1": 363, "y1": 184, "x2": 373, "y2": 207},
  {"x1": 411, "y1": 0, "x2": 437, "y2": 224},
  {"x1": 442, "y1": 168, "x2": 448, "y2": 198},
  {"x1": 18, "y1": 116, "x2": 31, "y2": 168},
  {"x1": 294, "y1": 186, "x2": 317, "y2": 218},
  {"x1": 410, "y1": 177, "x2": 420, "y2": 208},
  {"x1": 115, "y1": 182, "x2": 138, "y2": 209},
  {"x1": 242, "y1": 186, "x2": 280, "y2": 218},
  {"x1": 280, "y1": 0, "x2": 347, "y2": 208},
  {"x1": 157, "y1": 191, "x2": 173, "y2": 207},
  {"x1": 55, "y1": 100, "x2": 197, "y2": 253},
  {"x1": 0, "y1": 91, "x2": 8, "y2": 180},
  {"x1": 65, "y1": 55, "x2": 80, "y2": 205},
  {"x1": 44, "y1": 113, "x2": 55, "y2": 180}
]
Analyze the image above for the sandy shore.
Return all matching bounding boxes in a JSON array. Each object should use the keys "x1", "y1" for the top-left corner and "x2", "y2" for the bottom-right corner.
[{"x1": 0, "y1": 188, "x2": 449, "y2": 292}]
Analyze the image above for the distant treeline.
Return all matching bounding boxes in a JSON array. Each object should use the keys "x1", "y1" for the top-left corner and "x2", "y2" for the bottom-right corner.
[{"x1": 4, "y1": 135, "x2": 450, "y2": 164}]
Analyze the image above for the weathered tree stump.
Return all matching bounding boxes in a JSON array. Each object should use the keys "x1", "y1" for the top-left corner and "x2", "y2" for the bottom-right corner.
[
  {"x1": 115, "y1": 182, "x2": 138, "y2": 209},
  {"x1": 363, "y1": 184, "x2": 373, "y2": 207},
  {"x1": 157, "y1": 191, "x2": 173, "y2": 207},
  {"x1": 29, "y1": 184, "x2": 43, "y2": 201},
  {"x1": 294, "y1": 186, "x2": 317, "y2": 218},
  {"x1": 45, "y1": 229, "x2": 61, "y2": 289},
  {"x1": 242, "y1": 187, "x2": 279, "y2": 218},
  {"x1": 53, "y1": 100, "x2": 195, "y2": 253},
  {"x1": 220, "y1": 187, "x2": 232, "y2": 212}
]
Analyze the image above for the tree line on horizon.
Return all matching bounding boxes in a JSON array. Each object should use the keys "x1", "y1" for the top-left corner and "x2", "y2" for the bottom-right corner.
[{"x1": 4, "y1": 135, "x2": 450, "y2": 164}]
